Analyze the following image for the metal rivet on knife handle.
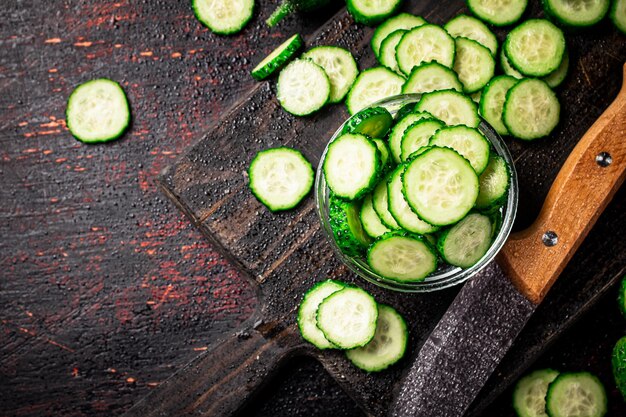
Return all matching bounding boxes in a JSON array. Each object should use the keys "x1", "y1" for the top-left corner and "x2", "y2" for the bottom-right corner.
[
  {"x1": 497, "y1": 63, "x2": 626, "y2": 305},
  {"x1": 542, "y1": 231, "x2": 558, "y2": 247}
]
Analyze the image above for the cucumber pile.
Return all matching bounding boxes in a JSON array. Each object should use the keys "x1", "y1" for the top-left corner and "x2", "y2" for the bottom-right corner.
[
  {"x1": 297, "y1": 279, "x2": 408, "y2": 372},
  {"x1": 323, "y1": 102, "x2": 511, "y2": 282}
]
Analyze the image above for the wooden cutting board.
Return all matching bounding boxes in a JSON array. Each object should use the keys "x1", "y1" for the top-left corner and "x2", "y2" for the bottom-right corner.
[{"x1": 127, "y1": 3, "x2": 626, "y2": 417}]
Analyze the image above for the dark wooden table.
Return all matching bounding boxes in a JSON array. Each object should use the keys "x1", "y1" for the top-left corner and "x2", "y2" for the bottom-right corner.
[{"x1": 1, "y1": 1, "x2": 624, "y2": 417}]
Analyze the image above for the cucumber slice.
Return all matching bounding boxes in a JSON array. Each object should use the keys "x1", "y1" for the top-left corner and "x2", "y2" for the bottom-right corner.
[
  {"x1": 346, "y1": 304, "x2": 408, "y2": 372},
  {"x1": 453, "y1": 37, "x2": 496, "y2": 94},
  {"x1": 346, "y1": 0, "x2": 403, "y2": 26},
  {"x1": 367, "y1": 232, "x2": 438, "y2": 282},
  {"x1": 372, "y1": 174, "x2": 401, "y2": 230},
  {"x1": 501, "y1": 49, "x2": 524, "y2": 79},
  {"x1": 480, "y1": 75, "x2": 519, "y2": 136},
  {"x1": 323, "y1": 133, "x2": 381, "y2": 200},
  {"x1": 389, "y1": 111, "x2": 435, "y2": 163},
  {"x1": 503, "y1": 78, "x2": 560, "y2": 140},
  {"x1": 66, "y1": 78, "x2": 130, "y2": 144},
  {"x1": 251, "y1": 34, "x2": 303, "y2": 81},
  {"x1": 371, "y1": 13, "x2": 427, "y2": 57},
  {"x1": 612, "y1": 0, "x2": 626, "y2": 34},
  {"x1": 546, "y1": 372, "x2": 608, "y2": 417},
  {"x1": 619, "y1": 275, "x2": 626, "y2": 319},
  {"x1": 612, "y1": 335, "x2": 626, "y2": 401},
  {"x1": 468, "y1": 0, "x2": 528, "y2": 26},
  {"x1": 403, "y1": 147, "x2": 479, "y2": 226},
  {"x1": 346, "y1": 67, "x2": 405, "y2": 115},
  {"x1": 429, "y1": 125, "x2": 491, "y2": 174},
  {"x1": 416, "y1": 89, "x2": 480, "y2": 128},
  {"x1": 297, "y1": 280, "x2": 346, "y2": 349},
  {"x1": 543, "y1": 0, "x2": 610, "y2": 27},
  {"x1": 400, "y1": 119, "x2": 445, "y2": 161},
  {"x1": 302, "y1": 46, "x2": 359, "y2": 103},
  {"x1": 372, "y1": 138, "x2": 392, "y2": 172},
  {"x1": 388, "y1": 164, "x2": 439, "y2": 234},
  {"x1": 437, "y1": 212, "x2": 493, "y2": 268},
  {"x1": 329, "y1": 196, "x2": 372, "y2": 256},
  {"x1": 343, "y1": 106, "x2": 394, "y2": 139},
  {"x1": 543, "y1": 49, "x2": 569, "y2": 88},
  {"x1": 361, "y1": 194, "x2": 391, "y2": 238},
  {"x1": 277, "y1": 59, "x2": 330, "y2": 116},
  {"x1": 512, "y1": 369, "x2": 560, "y2": 417},
  {"x1": 396, "y1": 24, "x2": 456, "y2": 76},
  {"x1": 504, "y1": 19, "x2": 566, "y2": 77},
  {"x1": 379, "y1": 29, "x2": 407, "y2": 75},
  {"x1": 395, "y1": 102, "x2": 418, "y2": 121},
  {"x1": 248, "y1": 147, "x2": 314, "y2": 212},
  {"x1": 402, "y1": 62, "x2": 463, "y2": 95},
  {"x1": 316, "y1": 287, "x2": 378, "y2": 349},
  {"x1": 475, "y1": 154, "x2": 511, "y2": 210},
  {"x1": 444, "y1": 14, "x2": 498, "y2": 55},
  {"x1": 192, "y1": 0, "x2": 254, "y2": 35}
]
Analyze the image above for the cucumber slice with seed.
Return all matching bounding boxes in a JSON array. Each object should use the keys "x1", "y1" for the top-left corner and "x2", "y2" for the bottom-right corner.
[
  {"x1": 512, "y1": 369, "x2": 560, "y2": 417},
  {"x1": 429, "y1": 125, "x2": 491, "y2": 174},
  {"x1": 388, "y1": 164, "x2": 439, "y2": 234},
  {"x1": 297, "y1": 280, "x2": 346, "y2": 349},
  {"x1": 453, "y1": 37, "x2": 496, "y2": 94},
  {"x1": 379, "y1": 29, "x2": 407, "y2": 75},
  {"x1": 504, "y1": 19, "x2": 566, "y2": 77},
  {"x1": 480, "y1": 75, "x2": 519, "y2": 136},
  {"x1": 371, "y1": 13, "x2": 427, "y2": 57},
  {"x1": 343, "y1": 106, "x2": 394, "y2": 139},
  {"x1": 612, "y1": 335, "x2": 626, "y2": 401},
  {"x1": 251, "y1": 34, "x2": 303, "y2": 80},
  {"x1": 402, "y1": 62, "x2": 463, "y2": 95},
  {"x1": 396, "y1": 24, "x2": 456, "y2": 75},
  {"x1": 468, "y1": 0, "x2": 528, "y2": 26},
  {"x1": 329, "y1": 196, "x2": 372, "y2": 256},
  {"x1": 192, "y1": 0, "x2": 254, "y2": 35},
  {"x1": 361, "y1": 194, "x2": 391, "y2": 238},
  {"x1": 444, "y1": 14, "x2": 498, "y2": 55},
  {"x1": 476, "y1": 154, "x2": 511, "y2": 210},
  {"x1": 503, "y1": 78, "x2": 560, "y2": 140},
  {"x1": 302, "y1": 46, "x2": 359, "y2": 103},
  {"x1": 416, "y1": 89, "x2": 480, "y2": 128},
  {"x1": 545, "y1": 372, "x2": 608, "y2": 417},
  {"x1": 346, "y1": 67, "x2": 405, "y2": 115},
  {"x1": 389, "y1": 111, "x2": 435, "y2": 163},
  {"x1": 277, "y1": 59, "x2": 330, "y2": 116},
  {"x1": 437, "y1": 212, "x2": 493, "y2": 268},
  {"x1": 347, "y1": 0, "x2": 404, "y2": 26},
  {"x1": 612, "y1": 0, "x2": 626, "y2": 34},
  {"x1": 543, "y1": 0, "x2": 610, "y2": 27},
  {"x1": 346, "y1": 304, "x2": 408, "y2": 372},
  {"x1": 367, "y1": 232, "x2": 438, "y2": 282},
  {"x1": 372, "y1": 174, "x2": 401, "y2": 230},
  {"x1": 400, "y1": 119, "x2": 445, "y2": 161}
]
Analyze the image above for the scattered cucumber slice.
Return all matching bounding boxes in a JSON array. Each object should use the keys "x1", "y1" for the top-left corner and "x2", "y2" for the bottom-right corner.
[
  {"x1": 400, "y1": 119, "x2": 444, "y2": 161},
  {"x1": 371, "y1": 13, "x2": 427, "y2": 57},
  {"x1": 613, "y1": 335, "x2": 626, "y2": 401},
  {"x1": 504, "y1": 19, "x2": 566, "y2": 77},
  {"x1": 389, "y1": 111, "x2": 435, "y2": 163},
  {"x1": 396, "y1": 24, "x2": 456, "y2": 75},
  {"x1": 192, "y1": 0, "x2": 255, "y2": 35},
  {"x1": 403, "y1": 147, "x2": 479, "y2": 226},
  {"x1": 302, "y1": 46, "x2": 359, "y2": 103},
  {"x1": 329, "y1": 196, "x2": 372, "y2": 256},
  {"x1": 323, "y1": 133, "x2": 381, "y2": 200},
  {"x1": 347, "y1": 0, "x2": 404, "y2": 26},
  {"x1": 612, "y1": 0, "x2": 626, "y2": 34},
  {"x1": 501, "y1": 49, "x2": 524, "y2": 79},
  {"x1": 66, "y1": 78, "x2": 130, "y2": 144},
  {"x1": 316, "y1": 287, "x2": 378, "y2": 349},
  {"x1": 429, "y1": 125, "x2": 491, "y2": 174},
  {"x1": 367, "y1": 232, "x2": 438, "y2": 282},
  {"x1": 248, "y1": 147, "x2": 314, "y2": 212},
  {"x1": 378, "y1": 29, "x2": 407, "y2": 75},
  {"x1": 480, "y1": 75, "x2": 519, "y2": 136},
  {"x1": 542, "y1": 49, "x2": 569, "y2": 88},
  {"x1": 475, "y1": 154, "x2": 511, "y2": 210},
  {"x1": 372, "y1": 174, "x2": 401, "y2": 230},
  {"x1": 545, "y1": 372, "x2": 608, "y2": 417},
  {"x1": 361, "y1": 194, "x2": 391, "y2": 238},
  {"x1": 297, "y1": 280, "x2": 346, "y2": 349},
  {"x1": 416, "y1": 89, "x2": 480, "y2": 128},
  {"x1": 346, "y1": 67, "x2": 405, "y2": 115},
  {"x1": 343, "y1": 106, "x2": 394, "y2": 139},
  {"x1": 346, "y1": 304, "x2": 408, "y2": 372},
  {"x1": 467, "y1": 0, "x2": 528, "y2": 26},
  {"x1": 503, "y1": 78, "x2": 560, "y2": 140},
  {"x1": 402, "y1": 62, "x2": 463, "y2": 95},
  {"x1": 543, "y1": 0, "x2": 610, "y2": 27},
  {"x1": 251, "y1": 34, "x2": 303, "y2": 80},
  {"x1": 453, "y1": 37, "x2": 496, "y2": 94},
  {"x1": 444, "y1": 14, "x2": 498, "y2": 55},
  {"x1": 512, "y1": 369, "x2": 560, "y2": 417},
  {"x1": 437, "y1": 212, "x2": 493, "y2": 268},
  {"x1": 277, "y1": 59, "x2": 330, "y2": 116}
]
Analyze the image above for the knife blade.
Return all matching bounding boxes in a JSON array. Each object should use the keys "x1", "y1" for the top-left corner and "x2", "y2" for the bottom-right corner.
[{"x1": 390, "y1": 63, "x2": 626, "y2": 417}]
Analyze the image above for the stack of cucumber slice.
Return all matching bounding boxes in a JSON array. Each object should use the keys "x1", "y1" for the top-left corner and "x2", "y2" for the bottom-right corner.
[
  {"x1": 297, "y1": 279, "x2": 408, "y2": 372},
  {"x1": 323, "y1": 102, "x2": 511, "y2": 282}
]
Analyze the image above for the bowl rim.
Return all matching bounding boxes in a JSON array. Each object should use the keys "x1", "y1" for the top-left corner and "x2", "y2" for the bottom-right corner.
[{"x1": 314, "y1": 93, "x2": 519, "y2": 292}]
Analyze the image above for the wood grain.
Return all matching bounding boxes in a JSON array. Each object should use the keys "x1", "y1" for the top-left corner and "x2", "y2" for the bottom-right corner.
[{"x1": 500, "y1": 64, "x2": 626, "y2": 304}]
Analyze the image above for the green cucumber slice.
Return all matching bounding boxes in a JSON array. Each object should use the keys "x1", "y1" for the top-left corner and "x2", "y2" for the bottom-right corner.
[
  {"x1": 468, "y1": 0, "x2": 528, "y2": 26},
  {"x1": 416, "y1": 89, "x2": 480, "y2": 128},
  {"x1": 475, "y1": 154, "x2": 511, "y2": 210},
  {"x1": 277, "y1": 59, "x2": 330, "y2": 116},
  {"x1": 372, "y1": 174, "x2": 401, "y2": 230},
  {"x1": 612, "y1": 335, "x2": 626, "y2": 401},
  {"x1": 372, "y1": 138, "x2": 392, "y2": 172},
  {"x1": 503, "y1": 78, "x2": 560, "y2": 140},
  {"x1": 251, "y1": 34, "x2": 303, "y2": 80},
  {"x1": 429, "y1": 125, "x2": 491, "y2": 174},
  {"x1": 343, "y1": 106, "x2": 394, "y2": 139},
  {"x1": 66, "y1": 78, "x2": 130, "y2": 144},
  {"x1": 402, "y1": 147, "x2": 479, "y2": 226},
  {"x1": 316, "y1": 287, "x2": 378, "y2": 349},
  {"x1": 192, "y1": 0, "x2": 255, "y2": 35},
  {"x1": 297, "y1": 280, "x2": 346, "y2": 349},
  {"x1": 323, "y1": 133, "x2": 381, "y2": 200},
  {"x1": 302, "y1": 46, "x2": 359, "y2": 103},
  {"x1": 361, "y1": 194, "x2": 391, "y2": 238},
  {"x1": 437, "y1": 212, "x2": 493, "y2": 268},
  {"x1": 329, "y1": 196, "x2": 372, "y2": 256},
  {"x1": 480, "y1": 75, "x2": 519, "y2": 136},
  {"x1": 501, "y1": 49, "x2": 524, "y2": 79},
  {"x1": 379, "y1": 29, "x2": 407, "y2": 75},
  {"x1": 453, "y1": 37, "x2": 496, "y2": 94},
  {"x1": 402, "y1": 62, "x2": 463, "y2": 95},
  {"x1": 346, "y1": 0, "x2": 403, "y2": 26},
  {"x1": 371, "y1": 13, "x2": 427, "y2": 57},
  {"x1": 545, "y1": 372, "x2": 608, "y2": 417},
  {"x1": 248, "y1": 147, "x2": 314, "y2": 212},
  {"x1": 543, "y1": 0, "x2": 610, "y2": 27},
  {"x1": 512, "y1": 369, "x2": 560, "y2": 417},
  {"x1": 346, "y1": 304, "x2": 408, "y2": 372},
  {"x1": 400, "y1": 119, "x2": 445, "y2": 161},
  {"x1": 396, "y1": 24, "x2": 456, "y2": 75},
  {"x1": 612, "y1": 0, "x2": 626, "y2": 34},
  {"x1": 504, "y1": 19, "x2": 566, "y2": 77},
  {"x1": 444, "y1": 14, "x2": 498, "y2": 55},
  {"x1": 542, "y1": 49, "x2": 569, "y2": 88},
  {"x1": 367, "y1": 232, "x2": 438, "y2": 282},
  {"x1": 389, "y1": 111, "x2": 435, "y2": 163},
  {"x1": 346, "y1": 67, "x2": 405, "y2": 115}
]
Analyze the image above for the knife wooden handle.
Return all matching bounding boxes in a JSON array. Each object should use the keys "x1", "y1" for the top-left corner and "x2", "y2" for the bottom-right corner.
[{"x1": 498, "y1": 63, "x2": 626, "y2": 305}]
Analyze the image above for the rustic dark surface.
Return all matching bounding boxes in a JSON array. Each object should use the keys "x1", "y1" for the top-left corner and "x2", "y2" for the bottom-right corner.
[{"x1": 1, "y1": 1, "x2": 625, "y2": 417}]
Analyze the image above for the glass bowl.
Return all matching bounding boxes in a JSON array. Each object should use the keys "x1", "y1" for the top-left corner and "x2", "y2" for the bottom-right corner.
[{"x1": 315, "y1": 94, "x2": 518, "y2": 292}]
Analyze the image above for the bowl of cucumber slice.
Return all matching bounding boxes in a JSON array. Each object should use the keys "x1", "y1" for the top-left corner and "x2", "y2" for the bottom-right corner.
[{"x1": 315, "y1": 93, "x2": 518, "y2": 292}]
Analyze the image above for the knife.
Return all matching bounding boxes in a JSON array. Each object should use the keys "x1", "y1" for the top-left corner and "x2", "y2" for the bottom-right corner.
[{"x1": 391, "y1": 63, "x2": 626, "y2": 417}]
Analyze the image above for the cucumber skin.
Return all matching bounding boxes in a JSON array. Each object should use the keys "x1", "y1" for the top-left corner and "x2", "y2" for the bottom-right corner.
[
  {"x1": 328, "y1": 197, "x2": 372, "y2": 257},
  {"x1": 192, "y1": 0, "x2": 255, "y2": 35},
  {"x1": 66, "y1": 78, "x2": 131, "y2": 144},
  {"x1": 342, "y1": 106, "x2": 394, "y2": 138},
  {"x1": 251, "y1": 34, "x2": 304, "y2": 81},
  {"x1": 347, "y1": 0, "x2": 404, "y2": 26},
  {"x1": 613, "y1": 336, "x2": 626, "y2": 400},
  {"x1": 542, "y1": 0, "x2": 610, "y2": 28},
  {"x1": 395, "y1": 103, "x2": 419, "y2": 120},
  {"x1": 297, "y1": 279, "x2": 346, "y2": 349}
]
